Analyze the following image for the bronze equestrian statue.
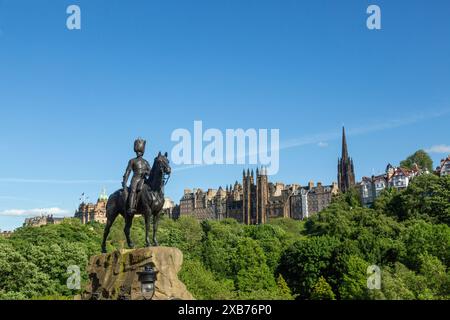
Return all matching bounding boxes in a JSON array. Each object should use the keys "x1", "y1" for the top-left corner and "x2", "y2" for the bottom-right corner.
[{"x1": 101, "y1": 139, "x2": 171, "y2": 253}]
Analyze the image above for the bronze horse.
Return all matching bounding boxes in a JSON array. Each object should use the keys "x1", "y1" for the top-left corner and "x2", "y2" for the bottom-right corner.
[{"x1": 101, "y1": 152, "x2": 171, "y2": 253}]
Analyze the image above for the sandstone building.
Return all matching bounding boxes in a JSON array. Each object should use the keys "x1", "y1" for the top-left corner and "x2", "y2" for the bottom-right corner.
[
  {"x1": 178, "y1": 168, "x2": 338, "y2": 224},
  {"x1": 0, "y1": 230, "x2": 13, "y2": 237},
  {"x1": 23, "y1": 214, "x2": 64, "y2": 228},
  {"x1": 74, "y1": 189, "x2": 108, "y2": 224}
]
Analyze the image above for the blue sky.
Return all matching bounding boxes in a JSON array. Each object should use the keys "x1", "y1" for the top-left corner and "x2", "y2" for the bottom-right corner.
[{"x1": 0, "y1": 0, "x2": 449, "y2": 230}]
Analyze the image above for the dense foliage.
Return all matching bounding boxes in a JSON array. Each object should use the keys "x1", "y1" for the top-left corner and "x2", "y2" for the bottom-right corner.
[
  {"x1": 0, "y1": 174, "x2": 449, "y2": 300},
  {"x1": 400, "y1": 149, "x2": 434, "y2": 172}
]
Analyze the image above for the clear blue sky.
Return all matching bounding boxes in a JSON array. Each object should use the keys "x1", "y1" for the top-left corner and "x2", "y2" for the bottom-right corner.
[{"x1": 1, "y1": 0, "x2": 449, "y2": 230}]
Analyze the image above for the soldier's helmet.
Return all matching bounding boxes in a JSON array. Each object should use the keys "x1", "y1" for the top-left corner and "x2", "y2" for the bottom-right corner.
[{"x1": 134, "y1": 138, "x2": 146, "y2": 155}]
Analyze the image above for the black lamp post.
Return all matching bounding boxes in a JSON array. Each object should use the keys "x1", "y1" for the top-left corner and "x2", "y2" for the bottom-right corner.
[{"x1": 138, "y1": 264, "x2": 157, "y2": 300}]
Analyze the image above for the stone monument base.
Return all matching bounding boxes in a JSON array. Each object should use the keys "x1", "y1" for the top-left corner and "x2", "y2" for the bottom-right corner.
[{"x1": 82, "y1": 246, "x2": 194, "y2": 300}]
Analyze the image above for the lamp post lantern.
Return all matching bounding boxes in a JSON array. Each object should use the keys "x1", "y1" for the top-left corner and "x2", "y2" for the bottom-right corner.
[{"x1": 138, "y1": 264, "x2": 157, "y2": 300}]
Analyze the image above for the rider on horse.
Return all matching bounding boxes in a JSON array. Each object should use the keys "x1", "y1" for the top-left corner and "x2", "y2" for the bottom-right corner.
[{"x1": 122, "y1": 138, "x2": 151, "y2": 216}]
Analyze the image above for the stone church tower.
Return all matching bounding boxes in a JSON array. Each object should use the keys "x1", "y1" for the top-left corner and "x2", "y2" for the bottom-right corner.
[
  {"x1": 338, "y1": 127, "x2": 356, "y2": 193},
  {"x1": 256, "y1": 167, "x2": 269, "y2": 224},
  {"x1": 242, "y1": 169, "x2": 254, "y2": 224},
  {"x1": 242, "y1": 168, "x2": 269, "y2": 224}
]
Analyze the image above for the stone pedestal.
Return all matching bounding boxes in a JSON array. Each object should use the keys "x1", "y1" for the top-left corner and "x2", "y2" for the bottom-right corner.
[{"x1": 82, "y1": 247, "x2": 194, "y2": 300}]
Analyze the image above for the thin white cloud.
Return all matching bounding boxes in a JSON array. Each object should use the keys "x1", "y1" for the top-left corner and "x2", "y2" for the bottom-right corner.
[
  {"x1": 0, "y1": 207, "x2": 71, "y2": 217},
  {"x1": 317, "y1": 142, "x2": 329, "y2": 148},
  {"x1": 425, "y1": 144, "x2": 450, "y2": 154}
]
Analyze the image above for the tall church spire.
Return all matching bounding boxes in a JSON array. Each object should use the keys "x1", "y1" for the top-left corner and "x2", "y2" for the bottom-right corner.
[
  {"x1": 342, "y1": 127, "x2": 348, "y2": 161},
  {"x1": 338, "y1": 127, "x2": 356, "y2": 193}
]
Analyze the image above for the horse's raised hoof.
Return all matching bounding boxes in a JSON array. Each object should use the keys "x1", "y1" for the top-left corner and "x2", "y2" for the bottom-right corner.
[
  {"x1": 101, "y1": 246, "x2": 107, "y2": 254},
  {"x1": 153, "y1": 241, "x2": 159, "y2": 247},
  {"x1": 127, "y1": 241, "x2": 135, "y2": 249}
]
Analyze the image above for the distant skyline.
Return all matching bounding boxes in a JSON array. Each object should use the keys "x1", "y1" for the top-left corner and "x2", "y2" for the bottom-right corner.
[{"x1": 1, "y1": 0, "x2": 449, "y2": 230}]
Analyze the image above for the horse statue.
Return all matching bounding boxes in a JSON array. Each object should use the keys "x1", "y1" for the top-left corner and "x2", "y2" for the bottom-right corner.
[{"x1": 101, "y1": 151, "x2": 171, "y2": 253}]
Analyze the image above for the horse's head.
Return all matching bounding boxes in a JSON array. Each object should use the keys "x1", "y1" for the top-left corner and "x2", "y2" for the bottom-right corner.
[
  {"x1": 155, "y1": 151, "x2": 171, "y2": 175},
  {"x1": 148, "y1": 151, "x2": 171, "y2": 190}
]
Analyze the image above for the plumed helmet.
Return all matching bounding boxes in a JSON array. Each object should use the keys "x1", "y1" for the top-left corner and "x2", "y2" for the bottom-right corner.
[{"x1": 134, "y1": 138, "x2": 146, "y2": 154}]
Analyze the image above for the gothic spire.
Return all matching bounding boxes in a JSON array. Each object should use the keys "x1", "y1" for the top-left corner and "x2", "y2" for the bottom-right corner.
[
  {"x1": 341, "y1": 126, "x2": 349, "y2": 161},
  {"x1": 338, "y1": 126, "x2": 356, "y2": 193}
]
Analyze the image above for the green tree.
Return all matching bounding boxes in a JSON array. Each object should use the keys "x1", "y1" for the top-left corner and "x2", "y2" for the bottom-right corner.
[
  {"x1": 417, "y1": 253, "x2": 449, "y2": 299},
  {"x1": 398, "y1": 175, "x2": 450, "y2": 224},
  {"x1": 310, "y1": 277, "x2": 335, "y2": 300},
  {"x1": 276, "y1": 274, "x2": 293, "y2": 299},
  {"x1": 400, "y1": 220, "x2": 450, "y2": 270},
  {"x1": 332, "y1": 187, "x2": 362, "y2": 208},
  {"x1": 245, "y1": 224, "x2": 287, "y2": 272},
  {"x1": 278, "y1": 236, "x2": 340, "y2": 299},
  {"x1": 233, "y1": 238, "x2": 276, "y2": 293},
  {"x1": 0, "y1": 242, "x2": 58, "y2": 298},
  {"x1": 179, "y1": 259, "x2": 235, "y2": 300},
  {"x1": 400, "y1": 149, "x2": 433, "y2": 172},
  {"x1": 338, "y1": 255, "x2": 370, "y2": 300},
  {"x1": 201, "y1": 220, "x2": 243, "y2": 279}
]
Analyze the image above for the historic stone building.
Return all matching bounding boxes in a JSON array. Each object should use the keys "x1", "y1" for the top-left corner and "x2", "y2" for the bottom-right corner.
[
  {"x1": 178, "y1": 168, "x2": 338, "y2": 224},
  {"x1": 162, "y1": 197, "x2": 178, "y2": 219},
  {"x1": 74, "y1": 189, "x2": 108, "y2": 224},
  {"x1": 289, "y1": 181, "x2": 339, "y2": 219},
  {"x1": 338, "y1": 127, "x2": 356, "y2": 193},
  {"x1": 358, "y1": 163, "x2": 425, "y2": 207},
  {"x1": 0, "y1": 230, "x2": 13, "y2": 237},
  {"x1": 23, "y1": 214, "x2": 64, "y2": 228},
  {"x1": 436, "y1": 155, "x2": 450, "y2": 176}
]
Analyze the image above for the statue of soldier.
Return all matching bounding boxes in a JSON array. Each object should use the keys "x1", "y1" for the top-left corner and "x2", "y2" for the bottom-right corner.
[{"x1": 122, "y1": 138, "x2": 151, "y2": 215}]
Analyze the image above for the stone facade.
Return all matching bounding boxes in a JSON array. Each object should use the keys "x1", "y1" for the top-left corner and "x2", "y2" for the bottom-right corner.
[
  {"x1": 436, "y1": 155, "x2": 450, "y2": 176},
  {"x1": 0, "y1": 230, "x2": 13, "y2": 238},
  {"x1": 162, "y1": 197, "x2": 177, "y2": 218},
  {"x1": 389, "y1": 165, "x2": 420, "y2": 190},
  {"x1": 23, "y1": 214, "x2": 64, "y2": 227},
  {"x1": 359, "y1": 163, "x2": 426, "y2": 206},
  {"x1": 74, "y1": 190, "x2": 108, "y2": 224},
  {"x1": 82, "y1": 247, "x2": 193, "y2": 300},
  {"x1": 178, "y1": 169, "x2": 338, "y2": 224},
  {"x1": 289, "y1": 181, "x2": 338, "y2": 219}
]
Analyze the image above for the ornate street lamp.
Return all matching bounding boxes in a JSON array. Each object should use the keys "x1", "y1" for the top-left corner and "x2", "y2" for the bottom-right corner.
[{"x1": 138, "y1": 264, "x2": 157, "y2": 300}]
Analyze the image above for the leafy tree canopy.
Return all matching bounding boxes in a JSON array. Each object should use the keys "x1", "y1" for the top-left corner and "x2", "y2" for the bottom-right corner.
[{"x1": 400, "y1": 149, "x2": 433, "y2": 172}]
